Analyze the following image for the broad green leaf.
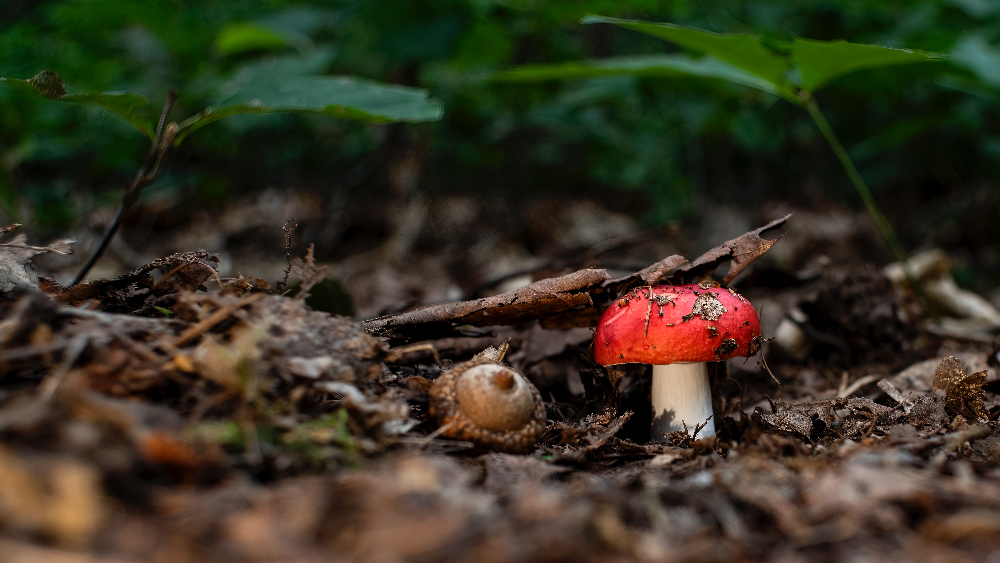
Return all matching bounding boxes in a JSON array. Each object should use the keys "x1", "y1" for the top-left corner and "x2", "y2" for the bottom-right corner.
[
  {"x1": 176, "y1": 75, "x2": 443, "y2": 142},
  {"x1": 216, "y1": 22, "x2": 293, "y2": 57},
  {"x1": 792, "y1": 38, "x2": 943, "y2": 94},
  {"x1": 581, "y1": 15, "x2": 795, "y2": 100},
  {"x1": 214, "y1": 48, "x2": 338, "y2": 98},
  {"x1": 60, "y1": 92, "x2": 158, "y2": 138},
  {"x1": 494, "y1": 54, "x2": 782, "y2": 96},
  {"x1": 1, "y1": 71, "x2": 157, "y2": 138}
]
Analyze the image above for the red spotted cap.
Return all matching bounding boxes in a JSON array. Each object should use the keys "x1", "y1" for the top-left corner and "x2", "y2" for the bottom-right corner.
[{"x1": 594, "y1": 284, "x2": 760, "y2": 366}]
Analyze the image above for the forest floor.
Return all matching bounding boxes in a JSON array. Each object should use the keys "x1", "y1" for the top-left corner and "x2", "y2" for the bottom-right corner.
[{"x1": 1, "y1": 193, "x2": 1000, "y2": 563}]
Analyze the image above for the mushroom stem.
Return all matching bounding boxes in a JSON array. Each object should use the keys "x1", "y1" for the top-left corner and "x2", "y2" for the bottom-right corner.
[{"x1": 651, "y1": 362, "x2": 716, "y2": 440}]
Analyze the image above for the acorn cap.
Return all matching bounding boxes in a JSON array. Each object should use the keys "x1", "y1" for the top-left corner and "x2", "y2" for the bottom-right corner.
[
  {"x1": 428, "y1": 358, "x2": 546, "y2": 454},
  {"x1": 594, "y1": 285, "x2": 760, "y2": 366}
]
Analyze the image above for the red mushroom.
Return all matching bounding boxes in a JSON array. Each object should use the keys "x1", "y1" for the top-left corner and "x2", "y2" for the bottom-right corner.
[{"x1": 594, "y1": 284, "x2": 761, "y2": 440}]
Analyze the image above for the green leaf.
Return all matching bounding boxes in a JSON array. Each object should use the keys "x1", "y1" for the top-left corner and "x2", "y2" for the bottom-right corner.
[
  {"x1": 582, "y1": 15, "x2": 795, "y2": 100},
  {"x1": 214, "y1": 48, "x2": 338, "y2": 98},
  {"x1": 494, "y1": 53, "x2": 782, "y2": 96},
  {"x1": 1, "y1": 71, "x2": 158, "y2": 138},
  {"x1": 216, "y1": 22, "x2": 293, "y2": 57},
  {"x1": 176, "y1": 75, "x2": 443, "y2": 142},
  {"x1": 2, "y1": 71, "x2": 69, "y2": 99},
  {"x1": 60, "y1": 92, "x2": 159, "y2": 138},
  {"x1": 792, "y1": 38, "x2": 943, "y2": 95},
  {"x1": 580, "y1": 16, "x2": 944, "y2": 102}
]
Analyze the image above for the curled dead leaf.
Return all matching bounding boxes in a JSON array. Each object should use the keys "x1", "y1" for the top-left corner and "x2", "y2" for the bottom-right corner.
[
  {"x1": 674, "y1": 213, "x2": 790, "y2": 284},
  {"x1": 933, "y1": 356, "x2": 988, "y2": 423}
]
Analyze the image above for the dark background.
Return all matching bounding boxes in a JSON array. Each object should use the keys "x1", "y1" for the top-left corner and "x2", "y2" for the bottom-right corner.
[{"x1": 3, "y1": 0, "x2": 1000, "y2": 315}]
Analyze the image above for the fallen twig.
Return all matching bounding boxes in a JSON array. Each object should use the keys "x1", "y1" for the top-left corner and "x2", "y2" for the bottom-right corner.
[
  {"x1": 170, "y1": 293, "x2": 266, "y2": 347},
  {"x1": 37, "y1": 333, "x2": 89, "y2": 400},
  {"x1": 359, "y1": 216, "x2": 792, "y2": 341},
  {"x1": 837, "y1": 373, "x2": 884, "y2": 398}
]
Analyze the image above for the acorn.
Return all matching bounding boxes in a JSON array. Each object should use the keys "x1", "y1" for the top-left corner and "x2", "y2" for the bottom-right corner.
[{"x1": 428, "y1": 358, "x2": 546, "y2": 454}]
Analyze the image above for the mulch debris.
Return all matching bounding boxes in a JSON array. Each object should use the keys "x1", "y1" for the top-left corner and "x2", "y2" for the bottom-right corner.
[{"x1": 0, "y1": 218, "x2": 1000, "y2": 562}]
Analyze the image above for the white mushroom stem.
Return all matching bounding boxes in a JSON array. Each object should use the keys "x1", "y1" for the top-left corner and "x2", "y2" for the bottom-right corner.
[{"x1": 651, "y1": 362, "x2": 715, "y2": 440}]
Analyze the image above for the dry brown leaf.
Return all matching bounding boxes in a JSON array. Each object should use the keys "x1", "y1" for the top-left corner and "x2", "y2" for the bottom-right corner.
[
  {"x1": 359, "y1": 219, "x2": 789, "y2": 340},
  {"x1": 604, "y1": 254, "x2": 688, "y2": 294},
  {"x1": 44, "y1": 250, "x2": 218, "y2": 311},
  {"x1": 545, "y1": 410, "x2": 632, "y2": 463},
  {"x1": 290, "y1": 244, "x2": 327, "y2": 301},
  {"x1": 933, "y1": 356, "x2": 988, "y2": 423},
  {"x1": 361, "y1": 268, "x2": 609, "y2": 339},
  {"x1": 674, "y1": 213, "x2": 791, "y2": 284}
]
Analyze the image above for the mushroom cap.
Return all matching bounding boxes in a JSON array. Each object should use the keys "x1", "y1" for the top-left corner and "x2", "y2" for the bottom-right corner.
[
  {"x1": 594, "y1": 285, "x2": 760, "y2": 366},
  {"x1": 428, "y1": 358, "x2": 546, "y2": 454}
]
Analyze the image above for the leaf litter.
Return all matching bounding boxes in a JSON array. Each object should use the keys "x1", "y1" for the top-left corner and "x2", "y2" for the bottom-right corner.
[{"x1": 0, "y1": 218, "x2": 1000, "y2": 562}]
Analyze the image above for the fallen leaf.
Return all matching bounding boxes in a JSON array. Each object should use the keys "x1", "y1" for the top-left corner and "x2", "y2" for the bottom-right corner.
[
  {"x1": 933, "y1": 356, "x2": 988, "y2": 423},
  {"x1": 0, "y1": 231, "x2": 74, "y2": 292},
  {"x1": 604, "y1": 254, "x2": 688, "y2": 294},
  {"x1": 673, "y1": 213, "x2": 790, "y2": 284},
  {"x1": 362, "y1": 268, "x2": 609, "y2": 340}
]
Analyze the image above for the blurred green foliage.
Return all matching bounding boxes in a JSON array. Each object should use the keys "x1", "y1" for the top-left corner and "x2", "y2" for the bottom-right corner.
[
  {"x1": 498, "y1": 15, "x2": 949, "y2": 269},
  {"x1": 2, "y1": 0, "x2": 1000, "y2": 275}
]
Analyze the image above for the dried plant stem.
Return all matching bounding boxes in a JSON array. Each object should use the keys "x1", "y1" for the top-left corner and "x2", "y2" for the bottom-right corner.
[
  {"x1": 71, "y1": 90, "x2": 179, "y2": 286},
  {"x1": 277, "y1": 219, "x2": 298, "y2": 293}
]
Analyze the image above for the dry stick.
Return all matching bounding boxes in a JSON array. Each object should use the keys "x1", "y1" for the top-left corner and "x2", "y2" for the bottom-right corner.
[
  {"x1": 71, "y1": 90, "x2": 179, "y2": 286},
  {"x1": 277, "y1": 219, "x2": 298, "y2": 292},
  {"x1": 758, "y1": 354, "x2": 780, "y2": 386},
  {"x1": 929, "y1": 424, "x2": 992, "y2": 470},
  {"x1": 170, "y1": 293, "x2": 266, "y2": 348},
  {"x1": 0, "y1": 243, "x2": 72, "y2": 253},
  {"x1": 38, "y1": 333, "x2": 89, "y2": 400},
  {"x1": 415, "y1": 421, "x2": 455, "y2": 446},
  {"x1": 836, "y1": 373, "x2": 884, "y2": 398},
  {"x1": 385, "y1": 342, "x2": 442, "y2": 365},
  {"x1": 56, "y1": 305, "x2": 174, "y2": 331}
]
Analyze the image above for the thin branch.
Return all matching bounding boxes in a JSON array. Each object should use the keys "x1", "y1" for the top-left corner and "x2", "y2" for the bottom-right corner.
[
  {"x1": 836, "y1": 373, "x2": 883, "y2": 399},
  {"x1": 0, "y1": 242, "x2": 71, "y2": 254},
  {"x1": 170, "y1": 293, "x2": 266, "y2": 348},
  {"x1": 71, "y1": 89, "x2": 179, "y2": 286}
]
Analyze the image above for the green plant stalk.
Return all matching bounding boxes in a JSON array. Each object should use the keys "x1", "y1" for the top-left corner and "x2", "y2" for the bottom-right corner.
[
  {"x1": 805, "y1": 97, "x2": 907, "y2": 264},
  {"x1": 71, "y1": 90, "x2": 177, "y2": 286},
  {"x1": 806, "y1": 96, "x2": 931, "y2": 312}
]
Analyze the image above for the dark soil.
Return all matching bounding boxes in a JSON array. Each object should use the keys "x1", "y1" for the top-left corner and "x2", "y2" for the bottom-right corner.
[{"x1": 1, "y1": 198, "x2": 1000, "y2": 563}]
